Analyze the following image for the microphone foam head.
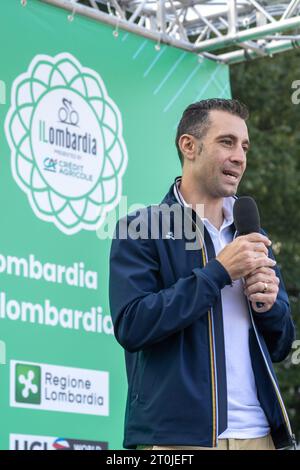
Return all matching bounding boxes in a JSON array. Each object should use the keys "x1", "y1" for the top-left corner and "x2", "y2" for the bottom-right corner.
[{"x1": 233, "y1": 196, "x2": 261, "y2": 235}]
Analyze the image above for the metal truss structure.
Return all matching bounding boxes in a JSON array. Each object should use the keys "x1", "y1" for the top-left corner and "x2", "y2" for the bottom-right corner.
[{"x1": 40, "y1": 0, "x2": 300, "y2": 63}]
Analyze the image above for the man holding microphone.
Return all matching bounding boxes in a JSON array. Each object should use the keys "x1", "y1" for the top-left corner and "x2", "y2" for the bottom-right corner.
[{"x1": 109, "y1": 98, "x2": 295, "y2": 450}]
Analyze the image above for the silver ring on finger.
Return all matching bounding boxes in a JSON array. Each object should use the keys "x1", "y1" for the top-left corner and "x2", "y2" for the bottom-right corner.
[{"x1": 262, "y1": 282, "x2": 268, "y2": 293}]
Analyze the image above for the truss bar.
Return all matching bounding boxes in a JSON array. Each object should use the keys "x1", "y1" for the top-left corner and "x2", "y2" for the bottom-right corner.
[
  {"x1": 128, "y1": 0, "x2": 148, "y2": 24},
  {"x1": 110, "y1": 0, "x2": 126, "y2": 19},
  {"x1": 191, "y1": 6, "x2": 223, "y2": 37},
  {"x1": 169, "y1": 0, "x2": 188, "y2": 40},
  {"x1": 194, "y1": 25, "x2": 210, "y2": 45},
  {"x1": 227, "y1": 0, "x2": 237, "y2": 35},
  {"x1": 266, "y1": 34, "x2": 300, "y2": 39},
  {"x1": 194, "y1": 16, "x2": 300, "y2": 52},
  {"x1": 247, "y1": 0, "x2": 276, "y2": 23},
  {"x1": 40, "y1": 0, "x2": 196, "y2": 51},
  {"x1": 89, "y1": 0, "x2": 98, "y2": 8},
  {"x1": 281, "y1": 0, "x2": 300, "y2": 20},
  {"x1": 219, "y1": 39, "x2": 296, "y2": 64},
  {"x1": 238, "y1": 40, "x2": 266, "y2": 55},
  {"x1": 157, "y1": 0, "x2": 166, "y2": 34},
  {"x1": 38, "y1": 1, "x2": 300, "y2": 64},
  {"x1": 199, "y1": 51, "x2": 227, "y2": 63}
]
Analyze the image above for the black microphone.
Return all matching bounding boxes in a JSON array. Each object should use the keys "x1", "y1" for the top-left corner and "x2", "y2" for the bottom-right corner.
[
  {"x1": 233, "y1": 196, "x2": 260, "y2": 235},
  {"x1": 233, "y1": 196, "x2": 264, "y2": 308}
]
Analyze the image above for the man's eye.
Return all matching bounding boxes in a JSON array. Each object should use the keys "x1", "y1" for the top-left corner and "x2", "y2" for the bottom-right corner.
[{"x1": 221, "y1": 140, "x2": 232, "y2": 146}]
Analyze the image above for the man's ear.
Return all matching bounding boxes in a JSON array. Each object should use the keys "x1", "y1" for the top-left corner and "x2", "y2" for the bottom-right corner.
[{"x1": 178, "y1": 134, "x2": 198, "y2": 162}]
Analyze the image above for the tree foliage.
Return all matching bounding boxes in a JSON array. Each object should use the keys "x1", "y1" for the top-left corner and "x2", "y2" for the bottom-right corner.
[{"x1": 231, "y1": 50, "x2": 300, "y2": 443}]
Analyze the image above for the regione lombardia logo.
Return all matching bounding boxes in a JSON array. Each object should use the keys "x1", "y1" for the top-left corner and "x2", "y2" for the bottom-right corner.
[{"x1": 5, "y1": 53, "x2": 128, "y2": 235}]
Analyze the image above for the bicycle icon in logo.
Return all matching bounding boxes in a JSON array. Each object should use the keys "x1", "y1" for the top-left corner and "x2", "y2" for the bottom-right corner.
[{"x1": 58, "y1": 98, "x2": 79, "y2": 126}]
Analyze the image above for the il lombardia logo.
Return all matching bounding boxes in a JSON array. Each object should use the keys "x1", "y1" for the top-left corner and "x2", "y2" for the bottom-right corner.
[{"x1": 5, "y1": 53, "x2": 128, "y2": 234}]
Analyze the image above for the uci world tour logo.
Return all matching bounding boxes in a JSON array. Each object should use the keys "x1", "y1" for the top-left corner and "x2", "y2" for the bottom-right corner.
[{"x1": 5, "y1": 53, "x2": 128, "y2": 235}]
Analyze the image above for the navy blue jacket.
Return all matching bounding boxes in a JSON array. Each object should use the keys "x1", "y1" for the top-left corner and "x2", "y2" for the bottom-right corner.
[{"x1": 109, "y1": 180, "x2": 295, "y2": 449}]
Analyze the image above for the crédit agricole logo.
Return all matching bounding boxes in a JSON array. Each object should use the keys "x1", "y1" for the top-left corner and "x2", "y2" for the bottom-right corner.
[{"x1": 5, "y1": 53, "x2": 127, "y2": 235}]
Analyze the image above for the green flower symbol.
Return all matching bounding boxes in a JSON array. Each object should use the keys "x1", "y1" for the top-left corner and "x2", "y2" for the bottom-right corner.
[{"x1": 5, "y1": 53, "x2": 127, "y2": 234}]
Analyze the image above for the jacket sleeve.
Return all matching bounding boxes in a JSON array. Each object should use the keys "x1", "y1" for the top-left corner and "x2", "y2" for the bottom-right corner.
[
  {"x1": 109, "y1": 214, "x2": 232, "y2": 353},
  {"x1": 251, "y1": 244, "x2": 295, "y2": 363}
]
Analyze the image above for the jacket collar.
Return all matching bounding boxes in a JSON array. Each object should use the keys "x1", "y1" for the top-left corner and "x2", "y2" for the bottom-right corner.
[
  {"x1": 161, "y1": 177, "x2": 237, "y2": 232},
  {"x1": 161, "y1": 177, "x2": 181, "y2": 206}
]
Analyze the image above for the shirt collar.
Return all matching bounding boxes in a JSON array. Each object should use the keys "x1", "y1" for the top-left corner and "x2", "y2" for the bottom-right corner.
[{"x1": 173, "y1": 176, "x2": 235, "y2": 231}]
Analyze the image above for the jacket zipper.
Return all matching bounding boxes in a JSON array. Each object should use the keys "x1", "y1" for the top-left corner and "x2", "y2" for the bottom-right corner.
[
  {"x1": 207, "y1": 309, "x2": 218, "y2": 447},
  {"x1": 177, "y1": 192, "x2": 219, "y2": 447},
  {"x1": 193, "y1": 218, "x2": 218, "y2": 447}
]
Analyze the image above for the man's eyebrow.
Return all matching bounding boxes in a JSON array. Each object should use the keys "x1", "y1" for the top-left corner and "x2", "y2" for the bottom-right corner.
[{"x1": 216, "y1": 133, "x2": 250, "y2": 147}]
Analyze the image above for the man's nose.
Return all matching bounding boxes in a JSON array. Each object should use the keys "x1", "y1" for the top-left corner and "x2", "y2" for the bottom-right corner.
[{"x1": 230, "y1": 145, "x2": 246, "y2": 163}]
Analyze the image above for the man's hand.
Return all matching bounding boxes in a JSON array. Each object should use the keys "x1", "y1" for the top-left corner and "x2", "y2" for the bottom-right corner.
[
  {"x1": 243, "y1": 266, "x2": 279, "y2": 313},
  {"x1": 216, "y1": 233, "x2": 276, "y2": 281}
]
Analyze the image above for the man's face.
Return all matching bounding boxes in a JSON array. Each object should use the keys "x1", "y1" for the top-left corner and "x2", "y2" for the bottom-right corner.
[{"x1": 189, "y1": 110, "x2": 249, "y2": 198}]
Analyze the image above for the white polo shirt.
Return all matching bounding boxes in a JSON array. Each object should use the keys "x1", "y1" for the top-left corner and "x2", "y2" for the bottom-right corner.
[{"x1": 174, "y1": 181, "x2": 270, "y2": 438}]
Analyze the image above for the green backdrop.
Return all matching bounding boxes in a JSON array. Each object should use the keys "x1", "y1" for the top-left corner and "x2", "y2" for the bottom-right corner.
[{"x1": 0, "y1": 0, "x2": 230, "y2": 450}]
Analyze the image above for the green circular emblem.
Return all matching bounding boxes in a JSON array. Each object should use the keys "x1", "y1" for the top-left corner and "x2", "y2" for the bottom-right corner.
[{"x1": 5, "y1": 53, "x2": 128, "y2": 234}]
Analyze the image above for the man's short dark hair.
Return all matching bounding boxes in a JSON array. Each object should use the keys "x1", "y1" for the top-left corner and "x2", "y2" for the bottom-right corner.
[{"x1": 175, "y1": 98, "x2": 249, "y2": 166}]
